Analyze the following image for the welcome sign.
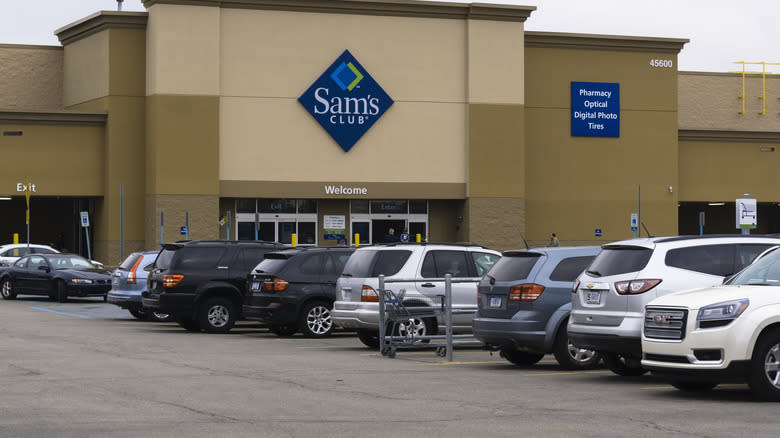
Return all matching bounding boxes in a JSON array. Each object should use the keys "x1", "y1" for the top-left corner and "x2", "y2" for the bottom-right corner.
[
  {"x1": 571, "y1": 81, "x2": 620, "y2": 137},
  {"x1": 299, "y1": 50, "x2": 394, "y2": 152}
]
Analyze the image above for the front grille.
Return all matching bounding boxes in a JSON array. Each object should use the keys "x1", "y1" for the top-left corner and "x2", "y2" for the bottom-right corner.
[
  {"x1": 644, "y1": 307, "x2": 688, "y2": 340},
  {"x1": 644, "y1": 353, "x2": 690, "y2": 363}
]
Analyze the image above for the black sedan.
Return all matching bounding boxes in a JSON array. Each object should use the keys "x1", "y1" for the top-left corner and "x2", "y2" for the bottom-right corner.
[{"x1": 0, "y1": 253, "x2": 112, "y2": 302}]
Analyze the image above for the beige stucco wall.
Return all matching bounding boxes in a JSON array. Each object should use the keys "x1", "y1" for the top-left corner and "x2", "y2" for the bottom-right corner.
[
  {"x1": 216, "y1": 7, "x2": 469, "y2": 184},
  {"x1": 679, "y1": 72, "x2": 780, "y2": 131},
  {"x1": 0, "y1": 45, "x2": 63, "y2": 110},
  {"x1": 63, "y1": 32, "x2": 109, "y2": 107},
  {"x1": 146, "y1": 4, "x2": 220, "y2": 96},
  {"x1": 467, "y1": 19, "x2": 524, "y2": 105}
]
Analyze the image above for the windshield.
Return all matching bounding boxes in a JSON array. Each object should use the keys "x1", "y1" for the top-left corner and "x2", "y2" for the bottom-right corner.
[
  {"x1": 725, "y1": 249, "x2": 780, "y2": 286},
  {"x1": 48, "y1": 255, "x2": 97, "y2": 271}
]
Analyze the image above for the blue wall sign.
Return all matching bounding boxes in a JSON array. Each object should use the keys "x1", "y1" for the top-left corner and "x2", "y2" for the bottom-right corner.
[
  {"x1": 299, "y1": 50, "x2": 394, "y2": 152},
  {"x1": 180, "y1": 226, "x2": 188, "y2": 235},
  {"x1": 595, "y1": 228, "x2": 603, "y2": 237},
  {"x1": 571, "y1": 81, "x2": 620, "y2": 137}
]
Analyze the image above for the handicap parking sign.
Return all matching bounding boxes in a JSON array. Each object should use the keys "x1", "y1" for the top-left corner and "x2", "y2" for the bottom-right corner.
[{"x1": 595, "y1": 229, "x2": 602, "y2": 237}]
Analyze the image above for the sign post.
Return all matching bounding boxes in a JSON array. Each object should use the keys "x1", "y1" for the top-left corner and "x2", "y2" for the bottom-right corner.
[
  {"x1": 25, "y1": 178, "x2": 31, "y2": 247},
  {"x1": 80, "y1": 211, "x2": 92, "y2": 261},
  {"x1": 736, "y1": 194, "x2": 757, "y2": 235}
]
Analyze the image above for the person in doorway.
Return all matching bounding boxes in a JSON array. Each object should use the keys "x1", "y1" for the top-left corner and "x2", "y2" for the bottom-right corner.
[
  {"x1": 549, "y1": 233, "x2": 560, "y2": 247},
  {"x1": 383, "y1": 228, "x2": 400, "y2": 243},
  {"x1": 399, "y1": 228, "x2": 410, "y2": 243}
]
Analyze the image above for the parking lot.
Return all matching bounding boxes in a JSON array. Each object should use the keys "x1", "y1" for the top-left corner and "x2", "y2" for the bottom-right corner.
[{"x1": 0, "y1": 296, "x2": 777, "y2": 437}]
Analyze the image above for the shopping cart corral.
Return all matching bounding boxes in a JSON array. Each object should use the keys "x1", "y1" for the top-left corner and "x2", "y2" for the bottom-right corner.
[{"x1": 377, "y1": 274, "x2": 482, "y2": 360}]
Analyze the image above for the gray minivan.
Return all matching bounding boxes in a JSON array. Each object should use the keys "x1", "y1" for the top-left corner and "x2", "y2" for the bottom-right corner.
[{"x1": 473, "y1": 246, "x2": 601, "y2": 369}]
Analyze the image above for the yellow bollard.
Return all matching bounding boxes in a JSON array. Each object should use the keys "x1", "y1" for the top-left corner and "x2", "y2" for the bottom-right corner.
[
  {"x1": 355, "y1": 233, "x2": 360, "y2": 247},
  {"x1": 13, "y1": 233, "x2": 19, "y2": 244},
  {"x1": 292, "y1": 233, "x2": 297, "y2": 247},
  {"x1": 416, "y1": 233, "x2": 421, "y2": 243}
]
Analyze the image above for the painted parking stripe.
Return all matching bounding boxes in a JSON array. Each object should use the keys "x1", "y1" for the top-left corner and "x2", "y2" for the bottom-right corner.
[{"x1": 29, "y1": 306, "x2": 91, "y2": 319}]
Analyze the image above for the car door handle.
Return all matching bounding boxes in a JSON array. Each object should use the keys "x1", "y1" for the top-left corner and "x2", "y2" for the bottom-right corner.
[
  {"x1": 217, "y1": 266, "x2": 229, "y2": 270},
  {"x1": 421, "y1": 283, "x2": 436, "y2": 288}
]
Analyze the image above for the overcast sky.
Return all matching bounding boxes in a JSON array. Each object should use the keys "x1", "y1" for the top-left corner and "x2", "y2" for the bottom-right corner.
[{"x1": 2, "y1": 0, "x2": 777, "y2": 73}]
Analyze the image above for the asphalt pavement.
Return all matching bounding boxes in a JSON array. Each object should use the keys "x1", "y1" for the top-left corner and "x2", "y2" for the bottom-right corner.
[{"x1": 0, "y1": 296, "x2": 775, "y2": 437}]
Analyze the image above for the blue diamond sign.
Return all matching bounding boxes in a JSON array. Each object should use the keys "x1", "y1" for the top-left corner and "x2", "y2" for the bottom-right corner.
[{"x1": 299, "y1": 50, "x2": 394, "y2": 152}]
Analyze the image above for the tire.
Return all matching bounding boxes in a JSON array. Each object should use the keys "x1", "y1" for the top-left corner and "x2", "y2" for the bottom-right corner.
[
  {"x1": 55, "y1": 280, "x2": 68, "y2": 303},
  {"x1": 269, "y1": 325, "x2": 298, "y2": 336},
  {"x1": 500, "y1": 348, "x2": 545, "y2": 366},
  {"x1": 149, "y1": 312, "x2": 174, "y2": 322},
  {"x1": 388, "y1": 314, "x2": 437, "y2": 343},
  {"x1": 671, "y1": 381, "x2": 718, "y2": 392},
  {"x1": 177, "y1": 316, "x2": 201, "y2": 332},
  {"x1": 552, "y1": 324, "x2": 602, "y2": 370},
  {"x1": 602, "y1": 353, "x2": 648, "y2": 376},
  {"x1": 128, "y1": 308, "x2": 147, "y2": 320},
  {"x1": 358, "y1": 329, "x2": 380, "y2": 348},
  {"x1": 747, "y1": 329, "x2": 780, "y2": 401},
  {"x1": 1, "y1": 278, "x2": 17, "y2": 300},
  {"x1": 299, "y1": 300, "x2": 334, "y2": 338},
  {"x1": 198, "y1": 297, "x2": 236, "y2": 334}
]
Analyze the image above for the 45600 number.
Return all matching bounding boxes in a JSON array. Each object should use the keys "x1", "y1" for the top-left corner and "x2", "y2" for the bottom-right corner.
[{"x1": 650, "y1": 59, "x2": 674, "y2": 68}]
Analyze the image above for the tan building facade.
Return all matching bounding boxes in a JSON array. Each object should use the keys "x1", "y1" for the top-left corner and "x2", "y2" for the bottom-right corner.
[{"x1": 0, "y1": 0, "x2": 778, "y2": 265}]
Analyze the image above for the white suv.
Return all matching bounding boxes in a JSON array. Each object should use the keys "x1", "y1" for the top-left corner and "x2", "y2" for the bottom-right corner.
[
  {"x1": 641, "y1": 246, "x2": 780, "y2": 400},
  {"x1": 332, "y1": 243, "x2": 501, "y2": 347},
  {"x1": 569, "y1": 235, "x2": 780, "y2": 376}
]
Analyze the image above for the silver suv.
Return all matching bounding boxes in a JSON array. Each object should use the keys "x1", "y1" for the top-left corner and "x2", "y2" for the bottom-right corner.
[
  {"x1": 569, "y1": 235, "x2": 780, "y2": 376},
  {"x1": 332, "y1": 243, "x2": 501, "y2": 347}
]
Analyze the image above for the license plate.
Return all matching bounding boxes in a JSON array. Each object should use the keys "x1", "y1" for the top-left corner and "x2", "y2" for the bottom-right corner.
[
  {"x1": 251, "y1": 281, "x2": 260, "y2": 290},
  {"x1": 489, "y1": 295, "x2": 501, "y2": 308},
  {"x1": 585, "y1": 291, "x2": 601, "y2": 304},
  {"x1": 343, "y1": 290, "x2": 352, "y2": 300}
]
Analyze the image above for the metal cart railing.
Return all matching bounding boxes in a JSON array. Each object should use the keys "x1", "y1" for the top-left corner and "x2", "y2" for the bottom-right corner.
[{"x1": 377, "y1": 274, "x2": 481, "y2": 361}]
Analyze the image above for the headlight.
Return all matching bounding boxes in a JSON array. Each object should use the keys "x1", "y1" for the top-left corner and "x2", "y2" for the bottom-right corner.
[
  {"x1": 71, "y1": 279, "x2": 94, "y2": 284},
  {"x1": 697, "y1": 299, "x2": 749, "y2": 321}
]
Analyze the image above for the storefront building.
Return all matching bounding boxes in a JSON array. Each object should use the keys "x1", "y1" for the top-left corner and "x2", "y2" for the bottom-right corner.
[{"x1": 1, "y1": 0, "x2": 778, "y2": 265}]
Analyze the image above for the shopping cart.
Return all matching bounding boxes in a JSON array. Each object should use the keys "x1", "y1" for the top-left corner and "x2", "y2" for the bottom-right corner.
[{"x1": 379, "y1": 287, "x2": 446, "y2": 358}]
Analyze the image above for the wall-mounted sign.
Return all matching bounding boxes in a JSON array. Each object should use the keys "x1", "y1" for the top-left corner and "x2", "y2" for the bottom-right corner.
[
  {"x1": 571, "y1": 81, "x2": 620, "y2": 137},
  {"x1": 16, "y1": 182, "x2": 37, "y2": 193},
  {"x1": 299, "y1": 50, "x2": 394, "y2": 152},
  {"x1": 324, "y1": 185, "x2": 368, "y2": 195},
  {"x1": 323, "y1": 215, "x2": 346, "y2": 240}
]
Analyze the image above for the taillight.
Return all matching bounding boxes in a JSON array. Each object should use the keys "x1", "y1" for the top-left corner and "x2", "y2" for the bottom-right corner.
[
  {"x1": 262, "y1": 278, "x2": 289, "y2": 292},
  {"x1": 509, "y1": 284, "x2": 545, "y2": 302},
  {"x1": 361, "y1": 285, "x2": 379, "y2": 302},
  {"x1": 127, "y1": 257, "x2": 143, "y2": 285},
  {"x1": 572, "y1": 280, "x2": 580, "y2": 294},
  {"x1": 162, "y1": 274, "x2": 184, "y2": 287},
  {"x1": 614, "y1": 279, "x2": 661, "y2": 295}
]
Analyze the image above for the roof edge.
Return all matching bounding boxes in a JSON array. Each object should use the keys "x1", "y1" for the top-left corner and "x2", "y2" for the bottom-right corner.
[
  {"x1": 525, "y1": 31, "x2": 689, "y2": 54},
  {"x1": 55, "y1": 11, "x2": 148, "y2": 46},
  {"x1": 141, "y1": 0, "x2": 535, "y2": 22}
]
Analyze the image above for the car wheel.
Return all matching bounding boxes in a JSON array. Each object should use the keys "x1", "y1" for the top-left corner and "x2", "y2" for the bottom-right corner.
[
  {"x1": 128, "y1": 308, "x2": 147, "y2": 320},
  {"x1": 150, "y1": 312, "x2": 174, "y2": 322},
  {"x1": 500, "y1": 348, "x2": 545, "y2": 366},
  {"x1": 269, "y1": 325, "x2": 298, "y2": 336},
  {"x1": 198, "y1": 297, "x2": 236, "y2": 334},
  {"x1": 602, "y1": 353, "x2": 648, "y2": 376},
  {"x1": 390, "y1": 315, "x2": 437, "y2": 344},
  {"x1": 56, "y1": 280, "x2": 68, "y2": 303},
  {"x1": 552, "y1": 324, "x2": 601, "y2": 370},
  {"x1": 671, "y1": 381, "x2": 718, "y2": 392},
  {"x1": 747, "y1": 329, "x2": 780, "y2": 401},
  {"x1": 177, "y1": 316, "x2": 201, "y2": 332},
  {"x1": 1, "y1": 278, "x2": 17, "y2": 300},
  {"x1": 358, "y1": 329, "x2": 380, "y2": 348},
  {"x1": 299, "y1": 300, "x2": 333, "y2": 338}
]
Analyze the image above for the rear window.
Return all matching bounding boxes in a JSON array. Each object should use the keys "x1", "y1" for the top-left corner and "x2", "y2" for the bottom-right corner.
[
  {"x1": 118, "y1": 253, "x2": 142, "y2": 271},
  {"x1": 549, "y1": 256, "x2": 596, "y2": 282},
  {"x1": 154, "y1": 249, "x2": 176, "y2": 270},
  {"x1": 253, "y1": 257, "x2": 289, "y2": 274},
  {"x1": 586, "y1": 246, "x2": 652, "y2": 277},
  {"x1": 341, "y1": 249, "x2": 411, "y2": 277},
  {"x1": 486, "y1": 253, "x2": 541, "y2": 281}
]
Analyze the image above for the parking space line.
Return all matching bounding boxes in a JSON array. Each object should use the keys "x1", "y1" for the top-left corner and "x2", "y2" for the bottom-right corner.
[{"x1": 29, "y1": 306, "x2": 91, "y2": 319}]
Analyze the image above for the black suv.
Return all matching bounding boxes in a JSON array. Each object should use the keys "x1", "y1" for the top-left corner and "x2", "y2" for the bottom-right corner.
[
  {"x1": 142, "y1": 240, "x2": 287, "y2": 333},
  {"x1": 243, "y1": 247, "x2": 355, "y2": 338}
]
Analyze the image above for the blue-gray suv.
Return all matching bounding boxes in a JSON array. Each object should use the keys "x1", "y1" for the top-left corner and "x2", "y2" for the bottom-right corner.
[{"x1": 472, "y1": 246, "x2": 601, "y2": 369}]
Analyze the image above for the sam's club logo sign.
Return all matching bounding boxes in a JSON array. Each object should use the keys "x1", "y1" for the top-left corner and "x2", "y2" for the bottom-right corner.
[{"x1": 299, "y1": 50, "x2": 394, "y2": 152}]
